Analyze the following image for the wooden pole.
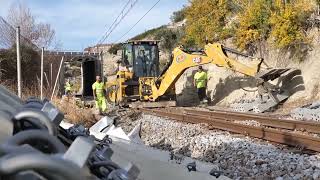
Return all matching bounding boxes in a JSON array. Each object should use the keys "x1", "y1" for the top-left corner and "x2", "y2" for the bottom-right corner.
[
  {"x1": 100, "y1": 51, "x2": 104, "y2": 83},
  {"x1": 44, "y1": 72, "x2": 50, "y2": 87},
  {"x1": 50, "y1": 63, "x2": 53, "y2": 89},
  {"x1": 51, "y1": 56, "x2": 64, "y2": 100},
  {"x1": 16, "y1": 26, "x2": 21, "y2": 98},
  {"x1": 41, "y1": 47, "x2": 44, "y2": 99}
]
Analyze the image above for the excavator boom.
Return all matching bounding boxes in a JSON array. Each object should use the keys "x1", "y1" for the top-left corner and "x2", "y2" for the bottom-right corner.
[{"x1": 140, "y1": 43, "x2": 291, "y2": 112}]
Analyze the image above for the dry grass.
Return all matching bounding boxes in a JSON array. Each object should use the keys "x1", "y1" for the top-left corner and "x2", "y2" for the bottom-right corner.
[
  {"x1": 1, "y1": 80, "x2": 52, "y2": 100},
  {"x1": 52, "y1": 97, "x2": 97, "y2": 127},
  {"x1": 1, "y1": 81, "x2": 97, "y2": 127}
]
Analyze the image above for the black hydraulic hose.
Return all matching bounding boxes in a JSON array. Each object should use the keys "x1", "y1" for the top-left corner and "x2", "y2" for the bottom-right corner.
[
  {"x1": 92, "y1": 154, "x2": 101, "y2": 162},
  {"x1": 0, "y1": 153, "x2": 85, "y2": 180},
  {"x1": 20, "y1": 117, "x2": 45, "y2": 129},
  {"x1": 14, "y1": 109, "x2": 56, "y2": 136},
  {"x1": 4, "y1": 130, "x2": 66, "y2": 153},
  {"x1": 222, "y1": 45, "x2": 255, "y2": 59},
  {"x1": 90, "y1": 160, "x2": 120, "y2": 178},
  {"x1": 91, "y1": 160, "x2": 121, "y2": 170},
  {"x1": 108, "y1": 169, "x2": 128, "y2": 180},
  {"x1": 100, "y1": 168, "x2": 111, "y2": 176},
  {"x1": 0, "y1": 144, "x2": 37, "y2": 156}
]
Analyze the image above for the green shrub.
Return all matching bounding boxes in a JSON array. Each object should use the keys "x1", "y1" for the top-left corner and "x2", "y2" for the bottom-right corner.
[
  {"x1": 270, "y1": 1, "x2": 314, "y2": 49},
  {"x1": 155, "y1": 28, "x2": 184, "y2": 52},
  {"x1": 131, "y1": 26, "x2": 166, "y2": 40},
  {"x1": 0, "y1": 45, "x2": 40, "y2": 84},
  {"x1": 170, "y1": 8, "x2": 187, "y2": 23},
  {"x1": 234, "y1": 0, "x2": 272, "y2": 51}
]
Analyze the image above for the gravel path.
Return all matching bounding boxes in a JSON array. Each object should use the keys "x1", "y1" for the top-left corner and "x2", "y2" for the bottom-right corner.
[{"x1": 135, "y1": 114, "x2": 320, "y2": 179}]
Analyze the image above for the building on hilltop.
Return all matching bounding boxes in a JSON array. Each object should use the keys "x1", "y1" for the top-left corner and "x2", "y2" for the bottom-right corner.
[{"x1": 84, "y1": 44, "x2": 113, "y2": 53}]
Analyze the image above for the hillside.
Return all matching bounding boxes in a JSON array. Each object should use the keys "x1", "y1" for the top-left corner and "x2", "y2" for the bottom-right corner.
[{"x1": 103, "y1": 0, "x2": 320, "y2": 110}]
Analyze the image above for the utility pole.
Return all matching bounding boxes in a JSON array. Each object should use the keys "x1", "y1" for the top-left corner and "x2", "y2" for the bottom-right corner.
[
  {"x1": 100, "y1": 51, "x2": 104, "y2": 83},
  {"x1": 41, "y1": 47, "x2": 44, "y2": 99},
  {"x1": 0, "y1": 59, "x2": 2, "y2": 81},
  {"x1": 50, "y1": 63, "x2": 53, "y2": 89},
  {"x1": 16, "y1": 26, "x2": 21, "y2": 98}
]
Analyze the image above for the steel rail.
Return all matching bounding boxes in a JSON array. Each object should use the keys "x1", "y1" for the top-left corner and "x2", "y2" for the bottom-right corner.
[
  {"x1": 141, "y1": 108, "x2": 320, "y2": 152},
  {"x1": 184, "y1": 109, "x2": 320, "y2": 134}
]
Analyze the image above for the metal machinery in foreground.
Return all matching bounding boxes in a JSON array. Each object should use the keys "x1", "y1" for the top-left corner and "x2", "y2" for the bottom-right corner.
[
  {"x1": 0, "y1": 85, "x2": 228, "y2": 180},
  {"x1": 0, "y1": 85, "x2": 133, "y2": 180},
  {"x1": 106, "y1": 40, "x2": 291, "y2": 112}
]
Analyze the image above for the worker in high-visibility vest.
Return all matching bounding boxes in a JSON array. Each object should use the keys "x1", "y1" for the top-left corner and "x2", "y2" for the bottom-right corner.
[
  {"x1": 193, "y1": 66, "x2": 208, "y2": 103},
  {"x1": 92, "y1": 75, "x2": 107, "y2": 114},
  {"x1": 64, "y1": 79, "x2": 72, "y2": 96}
]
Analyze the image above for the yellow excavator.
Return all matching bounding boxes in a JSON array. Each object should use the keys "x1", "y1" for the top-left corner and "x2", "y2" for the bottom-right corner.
[{"x1": 106, "y1": 40, "x2": 289, "y2": 111}]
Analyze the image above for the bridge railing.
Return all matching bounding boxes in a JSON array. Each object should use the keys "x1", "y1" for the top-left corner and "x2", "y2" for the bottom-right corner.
[{"x1": 42, "y1": 51, "x2": 99, "y2": 56}]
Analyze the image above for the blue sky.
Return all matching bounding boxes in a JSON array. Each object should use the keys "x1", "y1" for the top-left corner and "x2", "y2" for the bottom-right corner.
[{"x1": 0, "y1": 0, "x2": 188, "y2": 50}]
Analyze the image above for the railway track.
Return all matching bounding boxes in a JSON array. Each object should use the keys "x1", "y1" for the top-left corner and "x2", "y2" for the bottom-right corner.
[
  {"x1": 185, "y1": 109, "x2": 320, "y2": 134},
  {"x1": 140, "y1": 108, "x2": 320, "y2": 152}
]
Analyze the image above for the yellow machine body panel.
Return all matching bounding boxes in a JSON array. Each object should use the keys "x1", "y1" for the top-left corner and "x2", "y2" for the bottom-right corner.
[{"x1": 105, "y1": 71, "x2": 133, "y2": 103}]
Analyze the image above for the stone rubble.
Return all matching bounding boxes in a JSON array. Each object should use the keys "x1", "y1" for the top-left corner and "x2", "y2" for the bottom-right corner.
[
  {"x1": 107, "y1": 108, "x2": 142, "y2": 134},
  {"x1": 135, "y1": 114, "x2": 320, "y2": 179}
]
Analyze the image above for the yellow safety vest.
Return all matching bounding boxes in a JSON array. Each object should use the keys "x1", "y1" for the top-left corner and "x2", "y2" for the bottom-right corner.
[
  {"x1": 65, "y1": 82, "x2": 72, "y2": 91},
  {"x1": 92, "y1": 82, "x2": 105, "y2": 97},
  {"x1": 194, "y1": 71, "x2": 207, "y2": 88}
]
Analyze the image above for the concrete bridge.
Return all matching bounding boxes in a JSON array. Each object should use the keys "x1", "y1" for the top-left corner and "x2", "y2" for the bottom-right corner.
[
  {"x1": 39, "y1": 50, "x2": 104, "y2": 98},
  {"x1": 43, "y1": 50, "x2": 99, "y2": 56},
  {"x1": 42, "y1": 50, "x2": 101, "y2": 62}
]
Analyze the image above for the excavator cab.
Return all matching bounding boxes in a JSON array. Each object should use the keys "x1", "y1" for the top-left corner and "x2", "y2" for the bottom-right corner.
[
  {"x1": 121, "y1": 40, "x2": 160, "y2": 79},
  {"x1": 106, "y1": 40, "x2": 161, "y2": 103}
]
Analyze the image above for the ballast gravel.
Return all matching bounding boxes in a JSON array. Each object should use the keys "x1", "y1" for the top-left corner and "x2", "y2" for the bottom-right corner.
[{"x1": 135, "y1": 114, "x2": 320, "y2": 179}]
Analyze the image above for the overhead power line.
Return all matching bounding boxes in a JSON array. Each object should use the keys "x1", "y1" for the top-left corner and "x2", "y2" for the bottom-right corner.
[
  {"x1": 115, "y1": 0, "x2": 161, "y2": 43},
  {"x1": 96, "y1": 0, "x2": 132, "y2": 44},
  {"x1": 96, "y1": 0, "x2": 139, "y2": 45},
  {"x1": 0, "y1": 16, "x2": 39, "y2": 49}
]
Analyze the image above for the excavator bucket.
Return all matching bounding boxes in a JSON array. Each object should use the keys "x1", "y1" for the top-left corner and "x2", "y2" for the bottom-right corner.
[
  {"x1": 256, "y1": 68, "x2": 291, "y2": 81},
  {"x1": 232, "y1": 68, "x2": 293, "y2": 113}
]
